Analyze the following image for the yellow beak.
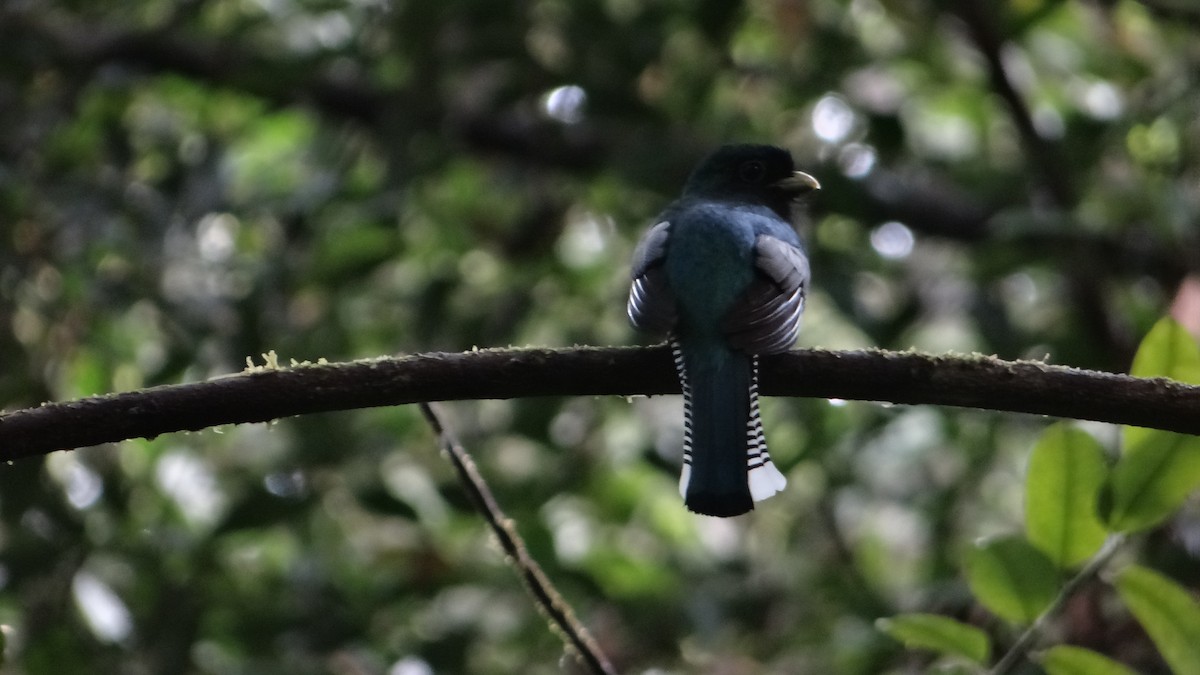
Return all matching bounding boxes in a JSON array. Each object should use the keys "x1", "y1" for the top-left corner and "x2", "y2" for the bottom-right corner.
[{"x1": 773, "y1": 171, "x2": 821, "y2": 195}]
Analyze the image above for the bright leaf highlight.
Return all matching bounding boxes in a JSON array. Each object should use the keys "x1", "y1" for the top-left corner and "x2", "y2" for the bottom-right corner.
[
  {"x1": 876, "y1": 613, "x2": 990, "y2": 664},
  {"x1": 1025, "y1": 424, "x2": 1109, "y2": 568}
]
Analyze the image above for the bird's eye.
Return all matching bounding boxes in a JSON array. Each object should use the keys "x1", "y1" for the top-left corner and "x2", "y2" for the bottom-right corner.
[{"x1": 738, "y1": 160, "x2": 766, "y2": 183}]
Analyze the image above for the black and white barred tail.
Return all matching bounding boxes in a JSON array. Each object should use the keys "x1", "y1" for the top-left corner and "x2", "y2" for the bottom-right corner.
[
  {"x1": 672, "y1": 341, "x2": 788, "y2": 516},
  {"x1": 743, "y1": 357, "x2": 788, "y2": 501}
]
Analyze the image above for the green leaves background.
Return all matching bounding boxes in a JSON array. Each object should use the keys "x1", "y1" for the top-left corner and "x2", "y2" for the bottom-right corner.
[
  {"x1": 2, "y1": 1, "x2": 1200, "y2": 673},
  {"x1": 1109, "y1": 319, "x2": 1200, "y2": 532},
  {"x1": 882, "y1": 318, "x2": 1200, "y2": 673}
]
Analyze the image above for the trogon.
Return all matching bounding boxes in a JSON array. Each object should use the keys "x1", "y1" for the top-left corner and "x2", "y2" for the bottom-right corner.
[{"x1": 627, "y1": 144, "x2": 819, "y2": 517}]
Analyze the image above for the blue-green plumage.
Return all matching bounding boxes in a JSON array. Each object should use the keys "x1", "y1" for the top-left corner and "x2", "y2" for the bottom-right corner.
[{"x1": 628, "y1": 145, "x2": 818, "y2": 517}]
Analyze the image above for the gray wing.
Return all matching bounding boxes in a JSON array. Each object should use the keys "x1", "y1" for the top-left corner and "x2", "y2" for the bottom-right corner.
[
  {"x1": 722, "y1": 234, "x2": 810, "y2": 354},
  {"x1": 627, "y1": 221, "x2": 677, "y2": 335}
]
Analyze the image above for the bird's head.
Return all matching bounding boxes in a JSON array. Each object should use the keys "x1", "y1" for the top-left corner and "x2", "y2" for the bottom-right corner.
[{"x1": 682, "y1": 144, "x2": 820, "y2": 220}]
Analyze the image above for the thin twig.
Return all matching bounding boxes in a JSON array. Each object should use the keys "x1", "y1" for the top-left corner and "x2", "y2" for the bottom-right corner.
[
  {"x1": 418, "y1": 402, "x2": 618, "y2": 675},
  {"x1": 987, "y1": 534, "x2": 1127, "y2": 675}
]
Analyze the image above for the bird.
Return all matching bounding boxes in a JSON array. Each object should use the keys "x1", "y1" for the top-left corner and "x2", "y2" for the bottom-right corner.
[{"x1": 627, "y1": 144, "x2": 819, "y2": 517}]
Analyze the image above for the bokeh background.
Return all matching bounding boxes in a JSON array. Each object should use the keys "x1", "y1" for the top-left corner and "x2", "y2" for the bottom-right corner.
[{"x1": 1, "y1": 0, "x2": 1199, "y2": 673}]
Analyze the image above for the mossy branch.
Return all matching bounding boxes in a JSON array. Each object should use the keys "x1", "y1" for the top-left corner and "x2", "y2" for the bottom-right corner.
[{"x1": 2, "y1": 346, "x2": 1199, "y2": 461}]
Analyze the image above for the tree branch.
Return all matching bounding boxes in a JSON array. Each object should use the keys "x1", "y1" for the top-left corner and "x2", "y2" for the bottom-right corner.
[
  {"x1": 988, "y1": 535, "x2": 1126, "y2": 675},
  {"x1": 1134, "y1": 0, "x2": 1200, "y2": 30},
  {"x1": 0, "y1": 6, "x2": 605, "y2": 169},
  {"x1": 0, "y1": 7, "x2": 388, "y2": 125},
  {"x1": 952, "y1": 0, "x2": 1077, "y2": 207},
  {"x1": 1, "y1": 346, "x2": 1198, "y2": 461},
  {"x1": 420, "y1": 403, "x2": 617, "y2": 675},
  {"x1": 9, "y1": 2, "x2": 1195, "y2": 290}
]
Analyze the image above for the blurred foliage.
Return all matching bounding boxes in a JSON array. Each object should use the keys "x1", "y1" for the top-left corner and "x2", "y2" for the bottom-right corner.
[
  {"x1": 886, "y1": 321, "x2": 1200, "y2": 671},
  {"x1": 1, "y1": 0, "x2": 1199, "y2": 673}
]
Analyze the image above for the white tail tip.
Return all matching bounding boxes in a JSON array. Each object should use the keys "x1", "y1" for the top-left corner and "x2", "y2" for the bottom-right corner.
[
  {"x1": 748, "y1": 461, "x2": 787, "y2": 502},
  {"x1": 678, "y1": 462, "x2": 692, "y2": 499}
]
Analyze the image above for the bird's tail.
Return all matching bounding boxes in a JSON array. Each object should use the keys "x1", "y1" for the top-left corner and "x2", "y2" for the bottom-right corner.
[{"x1": 673, "y1": 341, "x2": 788, "y2": 517}]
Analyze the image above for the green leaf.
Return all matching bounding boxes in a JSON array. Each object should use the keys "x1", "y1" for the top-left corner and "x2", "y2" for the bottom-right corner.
[
  {"x1": 876, "y1": 613, "x2": 991, "y2": 664},
  {"x1": 1025, "y1": 424, "x2": 1110, "y2": 567},
  {"x1": 965, "y1": 535, "x2": 1059, "y2": 623},
  {"x1": 1116, "y1": 565, "x2": 1200, "y2": 674},
  {"x1": 1106, "y1": 431, "x2": 1200, "y2": 532},
  {"x1": 1128, "y1": 317, "x2": 1200, "y2": 382},
  {"x1": 1108, "y1": 320, "x2": 1200, "y2": 531},
  {"x1": 1037, "y1": 645, "x2": 1138, "y2": 675},
  {"x1": 1124, "y1": 317, "x2": 1200, "y2": 451}
]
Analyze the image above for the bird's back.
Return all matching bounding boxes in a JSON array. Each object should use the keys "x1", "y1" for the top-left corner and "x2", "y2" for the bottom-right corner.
[{"x1": 664, "y1": 200, "x2": 780, "y2": 342}]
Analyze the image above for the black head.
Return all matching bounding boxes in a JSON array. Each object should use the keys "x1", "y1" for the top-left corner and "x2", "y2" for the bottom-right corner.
[{"x1": 682, "y1": 144, "x2": 819, "y2": 219}]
